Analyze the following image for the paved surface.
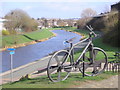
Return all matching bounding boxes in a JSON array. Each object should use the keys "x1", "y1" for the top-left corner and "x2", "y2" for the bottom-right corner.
[
  {"x1": 0, "y1": 40, "x2": 88, "y2": 85},
  {"x1": 0, "y1": 56, "x2": 51, "y2": 85}
]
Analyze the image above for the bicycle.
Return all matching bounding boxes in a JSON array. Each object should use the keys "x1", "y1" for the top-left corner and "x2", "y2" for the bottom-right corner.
[{"x1": 47, "y1": 25, "x2": 108, "y2": 82}]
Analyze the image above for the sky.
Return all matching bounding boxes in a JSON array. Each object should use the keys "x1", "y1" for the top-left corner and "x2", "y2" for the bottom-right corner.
[{"x1": 0, "y1": 0, "x2": 119, "y2": 19}]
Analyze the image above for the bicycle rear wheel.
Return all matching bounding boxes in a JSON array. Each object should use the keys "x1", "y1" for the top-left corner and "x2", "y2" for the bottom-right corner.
[
  {"x1": 47, "y1": 50, "x2": 72, "y2": 82},
  {"x1": 79, "y1": 47, "x2": 108, "y2": 76}
]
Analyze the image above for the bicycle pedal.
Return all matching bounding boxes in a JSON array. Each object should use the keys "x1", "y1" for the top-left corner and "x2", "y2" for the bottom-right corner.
[
  {"x1": 64, "y1": 66, "x2": 72, "y2": 72},
  {"x1": 92, "y1": 70, "x2": 99, "y2": 74}
]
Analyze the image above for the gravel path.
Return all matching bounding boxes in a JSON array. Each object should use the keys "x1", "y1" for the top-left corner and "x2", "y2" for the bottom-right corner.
[{"x1": 77, "y1": 75, "x2": 119, "y2": 88}]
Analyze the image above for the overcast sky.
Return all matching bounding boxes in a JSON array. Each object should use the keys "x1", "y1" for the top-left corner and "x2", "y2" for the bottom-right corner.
[{"x1": 0, "y1": 0, "x2": 119, "y2": 19}]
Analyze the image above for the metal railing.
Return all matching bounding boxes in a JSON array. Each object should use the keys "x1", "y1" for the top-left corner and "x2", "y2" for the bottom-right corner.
[{"x1": 105, "y1": 52, "x2": 120, "y2": 72}]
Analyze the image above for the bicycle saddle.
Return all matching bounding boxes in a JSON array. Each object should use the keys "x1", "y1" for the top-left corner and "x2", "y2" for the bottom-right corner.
[{"x1": 66, "y1": 37, "x2": 76, "y2": 43}]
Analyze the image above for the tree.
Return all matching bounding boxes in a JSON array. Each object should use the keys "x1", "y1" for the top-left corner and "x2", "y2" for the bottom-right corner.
[
  {"x1": 41, "y1": 17, "x2": 48, "y2": 28},
  {"x1": 66, "y1": 19, "x2": 74, "y2": 27},
  {"x1": 81, "y1": 8, "x2": 97, "y2": 18},
  {"x1": 77, "y1": 8, "x2": 97, "y2": 29},
  {"x1": 4, "y1": 9, "x2": 38, "y2": 33}
]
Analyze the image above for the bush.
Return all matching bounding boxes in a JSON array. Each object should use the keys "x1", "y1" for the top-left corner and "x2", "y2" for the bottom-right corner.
[
  {"x1": 9, "y1": 30, "x2": 17, "y2": 35},
  {"x1": 87, "y1": 11, "x2": 119, "y2": 47},
  {"x1": 2, "y1": 30, "x2": 10, "y2": 35},
  {"x1": 53, "y1": 26, "x2": 72, "y2": 28},
  {"x1": 102, "y1": 12, "x2": 119, "y2": 47},
  {"x1": 103, "y1": 21, "x2": 119, "y2": 47}
]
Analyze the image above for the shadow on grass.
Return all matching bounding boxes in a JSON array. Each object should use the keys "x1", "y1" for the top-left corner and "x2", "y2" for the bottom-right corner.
[{"x1": 22, "y1": 34, "x2": 41, "y2": 42}]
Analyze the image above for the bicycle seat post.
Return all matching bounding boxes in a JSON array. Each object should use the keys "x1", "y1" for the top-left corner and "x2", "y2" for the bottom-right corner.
[
  {"x1": 70, "y1": 42, "x2": 74, "y2": 64},
  {"x1": 70, "y1": 43, "x2": 73, "y2": 49}
]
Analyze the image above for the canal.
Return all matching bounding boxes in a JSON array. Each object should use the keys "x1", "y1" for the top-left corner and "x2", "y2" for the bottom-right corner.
[{"x1": 1, "y1": 30, "x2": 82, "y2": 73}]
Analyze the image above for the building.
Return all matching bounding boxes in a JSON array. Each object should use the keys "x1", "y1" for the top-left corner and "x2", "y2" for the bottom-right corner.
[
  {"x1": 111, "y1": 2, "x2": 120, "y2": 11},
  {"x1": 37, "y1": 17, "x2": 77, "y2": 29},
  {"x1": 0, "y1": 18, "x2": 7, "y2": 32}
]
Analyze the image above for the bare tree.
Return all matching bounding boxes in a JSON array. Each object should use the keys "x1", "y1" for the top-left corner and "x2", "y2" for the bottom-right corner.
[
  {"x1": 81, "y1": 8, "x2": 97, "y2": 18},
  {"x1": 4, "y1": 9, "x2": 38, "y2": 33},
  {"x1": 77, "y1": 8, "x2": 97, "y2": 29}
]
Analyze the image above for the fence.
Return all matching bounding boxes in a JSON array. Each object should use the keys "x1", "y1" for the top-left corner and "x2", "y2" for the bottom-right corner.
[{"x1": 105, "y1": 52, "x2": 120, "y2": 72}]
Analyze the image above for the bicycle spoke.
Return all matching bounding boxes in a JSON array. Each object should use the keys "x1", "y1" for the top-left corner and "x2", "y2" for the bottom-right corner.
[
  {"x1": 79, "y1": 62, "x2": 90, "y2": 70},
  {"x1": 79, "y1": 48, "x2": 107, "y2": 76},
  {"x1": 84, "y1": 63, "x2": 91, "y2": 70},
  {"x1": 54, "y1": 56, "x2": 60, "y2": 65},
  {"x1": 61, "y1": 54, "x2": 68, "y2": 65},
  {"x1": 47, "y1": 50, "x2": 70, "y2": 82},
  {"x1": 58, "y1": 71, "x2": 61, "y2": 81},
  {"x1": 85, "y1": 56, "x2": 90, "y2": 61},
  {"x1": 94, "y1": 50, "x2": 98, "y2": 59},
  {"x1": 95, "y1": 59, "x2": 106, "y2": 64}
]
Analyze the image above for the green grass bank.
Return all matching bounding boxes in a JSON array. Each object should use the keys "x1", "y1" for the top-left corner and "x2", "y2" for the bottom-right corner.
[
  {"x1": 63, "y1": 27, "x2": 119, "y2": 62},
  {"x1": 1, "y1": 28, "x2": 61, "y2": 51},
  {"x1": 2, "y1": 71, "x2": 118, "y2": 88}
]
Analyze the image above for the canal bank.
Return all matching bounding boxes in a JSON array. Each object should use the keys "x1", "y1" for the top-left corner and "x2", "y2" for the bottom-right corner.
[
  {"x1": 1, "y1": 29, "x2": 85, "y2": 52},
  {"x1": 2, "y1": 30, "x2": 82, "y2": 73},
  {"x1": 1, "y1": 30, "x2": 57, "y2": 52},
  {"x1": 1, "y1": 39, "x2": 89, "y2": 85}
]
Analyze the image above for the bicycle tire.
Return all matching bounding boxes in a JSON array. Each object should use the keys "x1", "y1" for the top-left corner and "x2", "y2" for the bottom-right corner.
[
  {"x1": 79, "y1": 47, "x2": 108, "y2": 76},
  {"x1": 47, "y1": 50, "x2": 72, "y2": 82}
]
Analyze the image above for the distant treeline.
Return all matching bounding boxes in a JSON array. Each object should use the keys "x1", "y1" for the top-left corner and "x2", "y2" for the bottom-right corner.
[{"x1": 53, "y1": 26, "x2": 72, "y2": 28}]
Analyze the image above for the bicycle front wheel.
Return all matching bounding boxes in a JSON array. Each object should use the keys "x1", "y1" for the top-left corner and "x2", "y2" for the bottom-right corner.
[
  {"x1": 79, "y1": 47, "x2": 108, "y2": 76},
  {"x1": 47, "y1": 50, "x2": 72, "y2": 82}
]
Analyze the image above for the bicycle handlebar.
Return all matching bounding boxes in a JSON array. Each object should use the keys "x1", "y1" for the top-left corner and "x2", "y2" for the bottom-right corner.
[
  {"x1": 86, "y1": 25, "x2": 97, "y2": 37},
  {"x1": 64, "y1": 25, "x2": 96, "y2": 44}
]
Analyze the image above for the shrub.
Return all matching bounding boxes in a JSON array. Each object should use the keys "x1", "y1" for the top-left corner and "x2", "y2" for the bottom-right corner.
[
  {"x1": 103, "y1": 21, "x2": 119, "y2": 47},
  {"x1": 102, "y1": 12, "x2": 119, "y2": 47},
  {"x1": 87, "y1": 11, "x2": 119, "y2": 47},
  {"x1": 9, "y1": 30, "x2": 17, "y2": 35},
  {"x1": 2, "y1": 30, "x2": 10, "y2": 35}
]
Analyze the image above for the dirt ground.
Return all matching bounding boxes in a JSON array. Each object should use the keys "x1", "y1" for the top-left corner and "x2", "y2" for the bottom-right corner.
[{"x1": 73, "y1": 75, "x2": 119, "y2": 88}]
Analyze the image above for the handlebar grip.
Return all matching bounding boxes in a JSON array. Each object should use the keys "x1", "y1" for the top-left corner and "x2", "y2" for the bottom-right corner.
[{"x1": 92, "y1": 32, "x2": 97, "y2": 37}]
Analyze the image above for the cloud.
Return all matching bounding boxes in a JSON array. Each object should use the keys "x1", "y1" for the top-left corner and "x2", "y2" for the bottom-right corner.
[{"x1": 23, "y1": 6, "x2": 33, "y2": 11}]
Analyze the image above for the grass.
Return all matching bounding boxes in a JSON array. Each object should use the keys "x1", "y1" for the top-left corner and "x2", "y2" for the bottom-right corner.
[
  {"x1": 93, "y1": 38, "x2": 120, "y2": 62},
  {"x1": 1, "y1": 27, "x2": 119, "y2": 88},
  {"x1": 73, "y1": 37, "x2": 119, "y2": 62},
  {"x1": 2, "y1": 71, "x2": 118, "y2": 88},
  {"x1": 1, "y1": 28, "x2": 56, "y2": 47},
  {"x1": 24, "y1": 29, "x2": 53, "y2": 40},
  {"x1": 62, "y1": 27, "x2": 119, "y2": 62}
]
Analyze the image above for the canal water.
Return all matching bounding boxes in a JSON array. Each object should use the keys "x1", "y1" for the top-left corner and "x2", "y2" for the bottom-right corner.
[{"x1": 1, "y1": 30, "x2": 82, "y2": 73}]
